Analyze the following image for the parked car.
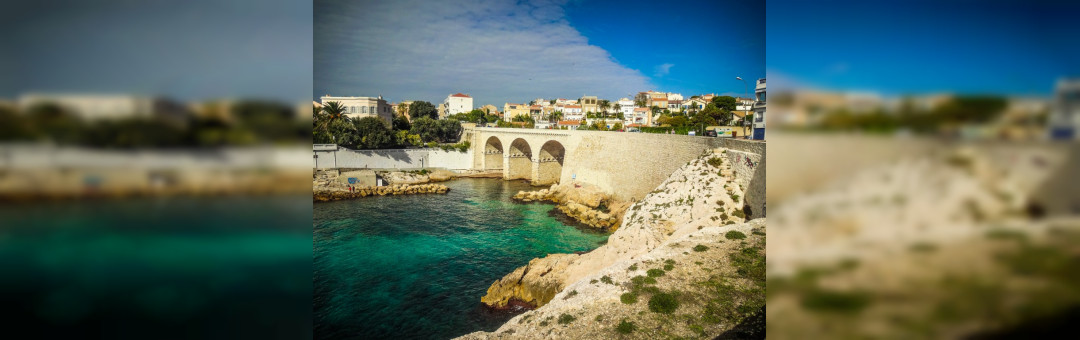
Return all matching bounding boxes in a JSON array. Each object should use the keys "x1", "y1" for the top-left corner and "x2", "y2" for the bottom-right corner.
[{"x1": 704, "y1": 130, "x2": 718, "y2": 137}]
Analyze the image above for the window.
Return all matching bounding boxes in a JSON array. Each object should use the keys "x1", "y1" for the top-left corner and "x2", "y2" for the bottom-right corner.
[
  {"x1": 362, "y1": 106, "x2": 367, "y2": 113},
  {"x1": 370, "y1": 106, "x2": 375, "y2": 114}
]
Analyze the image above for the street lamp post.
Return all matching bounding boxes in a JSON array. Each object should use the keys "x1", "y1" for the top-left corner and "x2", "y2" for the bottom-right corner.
[{"x1": 736, "y1": 76, "x2": 749, "y2": 138}]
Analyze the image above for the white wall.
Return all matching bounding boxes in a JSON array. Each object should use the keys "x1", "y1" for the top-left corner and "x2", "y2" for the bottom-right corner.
[{"x1": 314, "y1": 147, "x2": 474, "y2": 170}]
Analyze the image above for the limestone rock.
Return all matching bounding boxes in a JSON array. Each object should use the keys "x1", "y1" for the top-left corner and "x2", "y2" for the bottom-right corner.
[{"x1": 479, "y1": 253, "x2": 580, "y2": 309}]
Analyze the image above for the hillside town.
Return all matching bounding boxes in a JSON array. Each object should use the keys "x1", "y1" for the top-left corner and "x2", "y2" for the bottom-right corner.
[
  {"x1": 315, "y1": 77, "x2": 768, "y2": 140},
  {"x1": 770, "y1": 77, "x2": 1080, "y2": 141}
]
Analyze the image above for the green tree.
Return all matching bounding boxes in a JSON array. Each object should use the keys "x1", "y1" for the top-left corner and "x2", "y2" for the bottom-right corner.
[
  {"x1": 612, "y1": 122, "x2": 624, "y2": 131},
  {"x1": 549, "y1": 110, "x2": 563, "y2": 123},
  {"x1": 599, "y1": 99, "x2": 611, "y2": 117},
  {"x1": 634, "y1": 93, "x2": 648, "y2": 108},
  {"x1": 436, "y1": 119, "x2": 463, "y2": 142},
  {"x1": 0, "y1": 107, "x2": 32, "y2": 141},
  {"x1": 25, "y1": 102, "x2": 85, "y2": 145},
  {"x1": 408, "y1": 101, "x2": 438, "y2": 120},
  {"x1": 409, "y1": 117, "x2": 441, "y2": 143},
  {"x1": 353, "y1": 116, "x2": 392, "y2": 149},
  {"x1": 711, "y1": 96, "x2": 737, "y2": 112},
  {"x1": 396, "y1": 102, "x2": 409, "y2": 119},
  {"x1": 393, "y1": 114, "x2": 411, "y2": 131}
]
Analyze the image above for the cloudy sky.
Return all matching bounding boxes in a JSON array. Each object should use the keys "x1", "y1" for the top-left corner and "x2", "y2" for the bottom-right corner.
[
  {"x1": 1, "y1": 0, "x2": 312, "y2": 102},
  {"x1": 315, "y1": 0, "x2": 764, "y2": 106}
]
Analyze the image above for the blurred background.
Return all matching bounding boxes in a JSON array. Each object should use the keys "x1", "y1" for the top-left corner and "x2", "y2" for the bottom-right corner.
[
  {"x1": 766, "y1": 0, "x2": 1080, "y2": 339},
  {"x1": 0, "y1": 0, "x2": 312, "y2": 338}
]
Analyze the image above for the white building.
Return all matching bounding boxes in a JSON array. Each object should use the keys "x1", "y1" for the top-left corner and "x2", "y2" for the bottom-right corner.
[
  {"x1": 1049, "y1": 77, "x2": 1080, "y2": 140},
  {"x1": 752, "y1": 78, "x2": 766, "y2": 140},
  {"x1": 617, "y1": 98, "x2": 635, "y2": 118},
  {"x1": 555, "y1": 98, "x2": 577, "y2": 106},
  {"x1": 320, "y1": 95, "x2": 393, "y2": 123},
  {"x1": 17, "y1": 93, "x2": 190, "y2": 126},
  {"x1": 666, "y1": 93, "x2": 684, "y2": 101},
  {"x1": 562, "y1": 105, "x2": 583, "y2": 121},
  {"x1": 443, "y1": 93, "x2": 473, "y2": 117}
]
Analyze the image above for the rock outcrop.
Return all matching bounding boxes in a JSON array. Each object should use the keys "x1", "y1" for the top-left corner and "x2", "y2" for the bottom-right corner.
[
  {"x1": 512, "y1": 184, "x2": 627, "y2": 231},
  {"x1": 479, "y1": 253, "x2": 579, "y2": 309},
  {"x1": 313, "y1": 183, "x2": 449, "y2": 202},
  {"x1": 477, "y1": 149, "x2": 751, "y2": 312}
]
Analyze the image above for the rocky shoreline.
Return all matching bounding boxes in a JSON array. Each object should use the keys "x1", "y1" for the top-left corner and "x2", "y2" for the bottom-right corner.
[
  {"x1": 511, "y1": 185, "x2": 628, "y2": 232},
  {"x1": 313, "y1": 183, "x2": 449, "y2": 202},
  {"x1": 466, "y1": 148, "x2": 757, "y2": 338}
]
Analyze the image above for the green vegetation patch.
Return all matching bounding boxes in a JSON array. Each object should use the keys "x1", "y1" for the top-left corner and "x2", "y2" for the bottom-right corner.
[
  {"x1": 707, "y1": 157, "x2": 723, "y2": 167},
  {"x1": 616, "y1": 319, "x2": 637, "y2": 334},
  {"x1": 648, "y1": 292, "x2": 681, "y2": 314},
  {"x1": 800, "y1": 289, "x2": 872, "y2": 314},
  {"x1": 627, "y1": 264, "x2": 638, "y2": 271},
  {"x1": 985, "y1": 228, "x2": 1029, "y2": 242},
  {"x1": 557, "y1": 313, "x2": 576, "y2": 325},
  {"x1": 693, "y1": 244, "x2": 710, "y2": 252},
  {"x1": 726, "y1": 230, "x2": 747, "y2": 240},
  {"x1": 621, "y1": 292, "x2": 639, "y2": 304},
  {"x1": 600, "y1": 275, "x2": 614, "y2": 284},
  {"x1": 647, "y1": 269, "x2": 666, "y2": 277}
]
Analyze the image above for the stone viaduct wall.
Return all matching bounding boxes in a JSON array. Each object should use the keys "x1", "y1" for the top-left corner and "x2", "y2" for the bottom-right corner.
[{"x1": 466, "y1": 128, "x2": 766, "y2": 207}]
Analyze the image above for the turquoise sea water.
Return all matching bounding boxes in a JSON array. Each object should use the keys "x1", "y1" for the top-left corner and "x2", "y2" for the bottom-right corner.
[
  {"x1": 314, "y1": 178, "x2": 608, "y2": 339},
  {"x1": 0, "y1": 195, "x2": 313, "y2": 339}
]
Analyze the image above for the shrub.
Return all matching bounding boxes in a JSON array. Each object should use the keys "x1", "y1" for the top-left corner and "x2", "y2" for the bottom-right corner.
[
  {"x1": 663, "y1": 264, "x2": 674, "y2": 271},
  {"x1": 725, "y1": 231, "x2": 747, "y2": 240},
  {"x1": 558, "y1": 313, "x2": 576, "y2": 325},
  {"x1": 648, "y1": 292, "x2": 680, "y2": 314},
  {"x1": 647, "y1": 269, "x2": 665, "y2": 277},
  {"x1": 801, "y1": 289, "x2": 871, "y2": 314},
  {"x1": 621, "y1": 292, "x2": 638, "y2": 304},
  {"x1": 600, "y1": 275, "x2": 613, "y2": 284},
  {"x1": 732, "y1": 210, "x2": 746, "y2": 219},
  {"x1": 731, "y1": 194, "x2": 741, "y2": 202},
  {"x1": 644, "y1": 277, "x2": 657, "y2": 284},
  {"x1": 616, "y1": 319, "x2": 637, "y2": 334},
  {"x1": 590, "y1": 279, "x2": 598, "y2": 284},
  {"x1": 707, "y1": 157, "x2": 723, "y2": 167},
  {"x1": 595, "y1": 315, "x2": 604, "y2": 322},
  {"x1": 627, "y1": 264, "x2": 638, "y2": 271},
  {"x1": 693, "y1": 245, "x2": 709, "y2": 252}
]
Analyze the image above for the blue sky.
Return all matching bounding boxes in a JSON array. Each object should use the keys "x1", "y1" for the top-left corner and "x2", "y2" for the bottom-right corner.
[
  {"x1": 767, "y1": 0, "x2": 1080, "y2": 97},
  {"x1": 315, "y1": 0, "x2": 764, "y2": 106}
]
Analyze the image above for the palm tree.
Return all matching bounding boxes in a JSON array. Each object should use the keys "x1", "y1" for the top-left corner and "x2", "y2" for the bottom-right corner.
[
  {"x1": 318, "y1": 101, "x2": 347, "y2": 131},
  {"x1": 599, "y1": 100, "x2": 611, "y2": 117},
  {"x1": 613, "y1": 103, "x2": 621, "y2": 117},
  {"x1": 396, "y1": 102, "x2": 409, "y2": 121}
]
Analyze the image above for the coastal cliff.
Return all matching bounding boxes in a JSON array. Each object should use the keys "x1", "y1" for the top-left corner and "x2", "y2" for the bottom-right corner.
[{"x1": 474, "y1": 147, "x2": 759, "y2": 328}]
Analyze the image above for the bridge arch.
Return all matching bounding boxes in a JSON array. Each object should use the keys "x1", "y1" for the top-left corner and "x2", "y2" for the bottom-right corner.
[
  {"x1": 505, "y1": 138, "x2": 532, "y2": 180},
  {"x1": 534, "y1": 140, "x2": 565, "y2": 185},
  {"x1": 483, "y1": 136, "x2": 503, "y2": 171}
]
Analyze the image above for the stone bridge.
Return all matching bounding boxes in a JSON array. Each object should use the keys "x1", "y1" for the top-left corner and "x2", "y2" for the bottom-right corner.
[{"x1": 463, "y1": 127, "x2": 766, "y2": 205}]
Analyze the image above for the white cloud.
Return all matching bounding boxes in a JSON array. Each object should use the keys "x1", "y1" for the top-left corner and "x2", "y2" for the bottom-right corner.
[
  {"x1": 654, "y1": 63, "x2": 674, "y2": 77},
  {"x1": 314, "y1": 0, "x2": 654, "y2": 105}
]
